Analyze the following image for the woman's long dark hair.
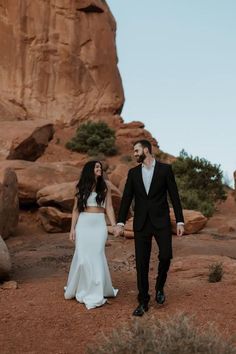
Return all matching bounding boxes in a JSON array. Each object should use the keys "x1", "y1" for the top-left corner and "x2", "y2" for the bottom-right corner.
[{"x1": 76, "y1": 161, "x2": 107, "y2": 212}]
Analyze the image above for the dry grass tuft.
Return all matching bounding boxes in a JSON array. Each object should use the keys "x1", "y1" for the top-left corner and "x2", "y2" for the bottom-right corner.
[
  {"x1": 87, "y1": 313, "x2": 236, "y2": 354},
  {"x1": 208, "y1": 262, "x2": 224, "y2": 283}
]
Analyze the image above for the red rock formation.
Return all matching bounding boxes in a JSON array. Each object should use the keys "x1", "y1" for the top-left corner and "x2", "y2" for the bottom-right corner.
[
  {"x1": 37, "y1": 181, "x2": 77, "y2": 211},
  {"x1": 0, "y1": 160, "x2": 81, "y2": 204},
  {"x1": 0, "y1": 0, "x2": 124, "y2": 124},
  {"x1": 0, "y1": 121, "x2": 54, "y2": 161},
  {"x1": 116, "y1": 123, "x2": 158, "y2": 147}
]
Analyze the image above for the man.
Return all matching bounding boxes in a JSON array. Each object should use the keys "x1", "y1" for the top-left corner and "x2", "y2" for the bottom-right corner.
[{"x1": 115, "y1": 140, "x2": 184, "y2": 316}]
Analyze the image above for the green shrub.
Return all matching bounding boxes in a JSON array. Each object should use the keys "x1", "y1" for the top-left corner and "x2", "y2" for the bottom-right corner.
[
  {"x1": 87, "y1": 313, "x2": 236, "y2": 354},
  {"x1": 209, "y1": 262, "x2": 224, "y2": 283},
  {"x1": 172, "y1": 150, "x2": 226, "y2": 217},
  {"x1": 66, "y1": 121, "x2": 117, "y2": 156}
]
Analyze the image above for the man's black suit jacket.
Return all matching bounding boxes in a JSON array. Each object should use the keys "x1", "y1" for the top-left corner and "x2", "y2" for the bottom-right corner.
[{"x1": 117, "y1": 161, "x2": 184, "y2": 231}]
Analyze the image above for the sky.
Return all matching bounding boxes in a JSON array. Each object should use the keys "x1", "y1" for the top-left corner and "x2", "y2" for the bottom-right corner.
[{"x1": 107, "y1": 0, "x2": 236, "y2": 187}]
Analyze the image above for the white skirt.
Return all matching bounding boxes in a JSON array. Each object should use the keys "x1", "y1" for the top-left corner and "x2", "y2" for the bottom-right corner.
[{"x1": 64, "y1": 212, "x2": 118, "y2": 309}]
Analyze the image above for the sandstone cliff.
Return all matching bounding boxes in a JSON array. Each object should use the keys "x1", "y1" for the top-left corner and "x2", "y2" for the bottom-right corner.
[{"x1": 0, "y1": 0, "x2": 124, "y2": 124}]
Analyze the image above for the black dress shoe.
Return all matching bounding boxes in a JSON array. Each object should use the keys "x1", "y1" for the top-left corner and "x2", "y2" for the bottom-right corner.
[
  {"x1": 132, "y1": 303, "x2": 149, "y2": 317},
  {"x1": 155, "y1": 289, "x2": 165, "y2": 304}
]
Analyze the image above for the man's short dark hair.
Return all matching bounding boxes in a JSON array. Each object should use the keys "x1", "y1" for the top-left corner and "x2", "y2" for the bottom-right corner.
[{"x1": 133, "y1": 139, "x2": 152, "y2": 153}]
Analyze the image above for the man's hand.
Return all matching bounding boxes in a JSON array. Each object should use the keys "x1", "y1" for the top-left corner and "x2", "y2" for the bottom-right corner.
[
  {"x1": 113, "y1": 225, "x2": 124, "y2": 237},
  {"x1": 177, "y1": 224, "x2": 184, "y2": 237}
]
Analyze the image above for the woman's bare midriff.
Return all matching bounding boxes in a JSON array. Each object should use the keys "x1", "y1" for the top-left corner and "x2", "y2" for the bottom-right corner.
[{"x1": 84, "y1": 207, "x2": 105, "y2": 213}]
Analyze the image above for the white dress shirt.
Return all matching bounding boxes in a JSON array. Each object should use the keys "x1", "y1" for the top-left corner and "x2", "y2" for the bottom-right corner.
[{"x1": 142, "y1": 159, "x2": 156, "y2": 194}]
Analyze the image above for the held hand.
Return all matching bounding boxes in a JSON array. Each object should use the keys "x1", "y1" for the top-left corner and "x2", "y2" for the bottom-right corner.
[
  {"x1": 113, "y1": 225, "x2": 124, "y2": 237},
  {"x1": 177, "y1": 224, "x2": 184, "y2": 237},
  {"x1": 69, "y1": 229, "x2": 76, "y2": 242},
  {"x1": 112, "y1": 226, "x2": 120, "y2": 237},
  {"x1": 118, "y1": 225, "x2": 124, "y2": 236}
]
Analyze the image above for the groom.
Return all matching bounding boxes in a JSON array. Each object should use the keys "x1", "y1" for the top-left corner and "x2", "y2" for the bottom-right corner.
[{"x1": 115, "y1": 139, "x2": 184, "y2": 316}]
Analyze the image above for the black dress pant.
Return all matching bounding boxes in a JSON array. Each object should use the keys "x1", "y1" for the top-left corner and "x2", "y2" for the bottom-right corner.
[{"x1": 134, "y1": 215, "x2": 172, "y2": 305}]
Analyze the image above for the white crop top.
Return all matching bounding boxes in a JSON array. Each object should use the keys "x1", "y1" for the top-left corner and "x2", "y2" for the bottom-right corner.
[{"x1": 87, "y1": 192, "x2": 106, "y2": 208}]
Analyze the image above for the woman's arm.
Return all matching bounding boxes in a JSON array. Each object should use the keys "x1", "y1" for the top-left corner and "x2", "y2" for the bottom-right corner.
[
  {"x1": 105, "y1": 181, "x2": 116, "y2": 232},
  {"x1": 69, "y1": 197, "x2": 79, "y2": 242}
]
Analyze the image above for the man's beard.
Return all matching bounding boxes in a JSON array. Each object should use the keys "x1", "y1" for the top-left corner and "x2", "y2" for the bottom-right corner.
[{"x1": 136, "y1": 153, "x2": 146, "y2": 163}]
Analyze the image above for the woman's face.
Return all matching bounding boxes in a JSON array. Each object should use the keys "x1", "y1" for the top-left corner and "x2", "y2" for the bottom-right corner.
[{"x1": 94, "y1": 162, "x2": 102, "y2": 178}]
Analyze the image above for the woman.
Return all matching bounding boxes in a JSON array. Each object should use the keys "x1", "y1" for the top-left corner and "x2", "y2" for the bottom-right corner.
[{"x1": 64, "y1": 160, "x2": 118, "y2": 309}]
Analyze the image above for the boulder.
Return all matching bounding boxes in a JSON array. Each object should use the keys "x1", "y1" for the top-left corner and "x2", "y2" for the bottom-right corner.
[
  {"x1": 0, "y1": 235, "x2": 11, "y2": 280},
  {"x1": 37, "y1": 179, "x2": 125, "y2": 232},
  {"x1": 123, "y1": 230, "x2": 135, "y2": 239},
  {"x1": 37, "y1": 179, "x2": 120, "y2": 212},
  {"x1": 0, "y1": 280, "x2": 18, "y2": 290},
  {"x1": 116, "y1": 124, "x2": 157, "y2": 147},
  {"x1": 0, "y1": 161, "x2": 81, "y2": 205},
  {"x1": 121, "y1": 208, "x2": 207, "y2": 239},
  {"x1": 37, "y1": 182, "x2": 77, "y2": 212},
  {"x1": 170, "y1": 209, "x2": 207, "y2": 234},
  {"x1": 38, "y1": 207, "x2": 72, "y2": 233},
  {"x1": 0, "y1": 0, "x2": 124, "y2": 124},
  {"x1": 0, "y1": 121, "x2": 54, "y2": 161},
  {"x1": 0, "y1": 168, "x2": 19, "y2": 239}
]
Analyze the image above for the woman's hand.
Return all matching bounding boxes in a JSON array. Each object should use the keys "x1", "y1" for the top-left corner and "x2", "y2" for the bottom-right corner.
[
  {"x1": 113, "y1": 225, "x2": 124, "y2": 237},
  {"x1": 69, "y1": 229, "x2": 76, "y2": 242}
]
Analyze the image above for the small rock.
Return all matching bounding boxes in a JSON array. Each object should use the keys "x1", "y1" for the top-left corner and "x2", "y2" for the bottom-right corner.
[{"x1": 1, "y1": 280, "x2": 18, "y2": 290}]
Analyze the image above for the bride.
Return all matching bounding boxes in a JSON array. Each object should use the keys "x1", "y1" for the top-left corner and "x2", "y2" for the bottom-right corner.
[{"x1": 64, "y1": 160, "x2": 118, "y2": 309}]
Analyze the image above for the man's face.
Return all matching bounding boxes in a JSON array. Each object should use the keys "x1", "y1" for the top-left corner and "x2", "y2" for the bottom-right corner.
[{"x1": 133, "y1": 143, "x2": 146, "y2": 163}]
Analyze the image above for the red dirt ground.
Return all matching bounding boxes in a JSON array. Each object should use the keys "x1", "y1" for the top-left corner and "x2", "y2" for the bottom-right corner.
[{"x1": 1, "y1": 192, "x2": 236, "y2": 354}]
